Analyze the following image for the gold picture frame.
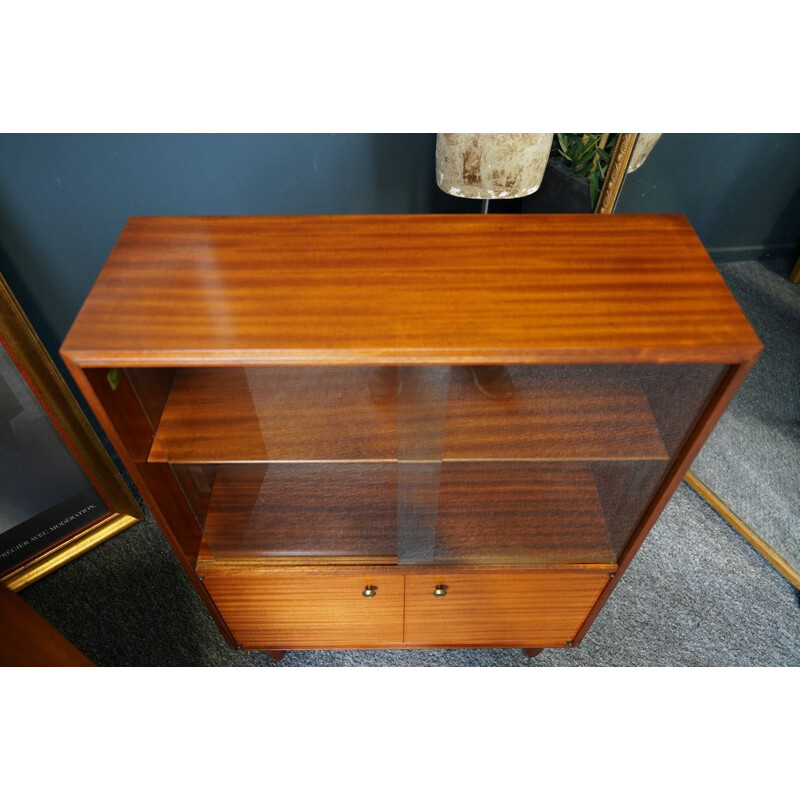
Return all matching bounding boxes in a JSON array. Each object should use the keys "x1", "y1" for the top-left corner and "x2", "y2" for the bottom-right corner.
[
  {"x1": 0, "y1": 272, "x2": 142, "y2": 591},
  {"x1": 595, "y1": 133, "x2": 639, "y2": 214},
  {"x1": 519, "y1": 133, "x2": 640, "y2": 216}
]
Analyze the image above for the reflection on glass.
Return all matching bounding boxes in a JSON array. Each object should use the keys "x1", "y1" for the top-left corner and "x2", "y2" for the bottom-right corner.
[
  {"x1": 0, "y1": 347, "x2": 107, "y2": 573},
  {"x1": 125, "y1": 362, "x2": 726, "y2": 568},
  {"x1": 469, "y1": 365, "x2": 514, "y2": 400},
  {"x1": 188, "y1": 463, "x2": 397, "y2": 561},
  {"x1": 369, "y1": 365, "x2": 515, "y2": 404}
]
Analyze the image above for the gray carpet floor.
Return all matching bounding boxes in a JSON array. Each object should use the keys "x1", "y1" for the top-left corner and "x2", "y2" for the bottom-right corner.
[
  {"x1": 18, "y1": 482, "x2": 800, "y2": 667},
  {"x1": 691, "y1": 257, "x2": 800, "y2": 574},
  {"x1": 17, "y1": 257, "x2": 800, "y2": 667}
]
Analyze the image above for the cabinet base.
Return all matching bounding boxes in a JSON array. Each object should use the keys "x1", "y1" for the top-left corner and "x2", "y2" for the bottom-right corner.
[{"x1": 523, "y1": 648, "x2": 544, "y2": 658}]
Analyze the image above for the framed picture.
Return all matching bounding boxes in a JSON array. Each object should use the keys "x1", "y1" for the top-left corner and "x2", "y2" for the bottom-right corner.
[{"x1": 0, "y1": 272, "x2": 141, "y2": 590}]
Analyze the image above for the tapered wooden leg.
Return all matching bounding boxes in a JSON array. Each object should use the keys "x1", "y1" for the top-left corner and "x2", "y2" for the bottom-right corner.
[
  {"x1": 265, "y1": 650, "x2": 286, "y2": 661},
  {"x1": 523, "y1": 648, "x2": 543, "y2": 658}
]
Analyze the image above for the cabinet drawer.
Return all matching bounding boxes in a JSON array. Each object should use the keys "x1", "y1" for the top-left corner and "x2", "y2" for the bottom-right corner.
[
  {"x1": 201, "y1": 570, "x2": 404, "y2": 649},
  {"x1": 404, "y1": 571, "x2": 609, "y2": 647}
]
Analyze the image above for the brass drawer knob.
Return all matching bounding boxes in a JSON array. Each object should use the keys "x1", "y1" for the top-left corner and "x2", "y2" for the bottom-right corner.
[
  {"x1": 362, "y1": 585, "x2": 377, "y2": 598},
  {"x1": 433, "y1": 585, "x2": 448, "y2": 598}
]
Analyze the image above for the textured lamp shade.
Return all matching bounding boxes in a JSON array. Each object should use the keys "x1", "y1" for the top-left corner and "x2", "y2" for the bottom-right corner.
[
  {"x1": 627, "y1": 134, "x2": 662, "y2": 173},
  {"x1": 435, "y1": 133, "x2": 554, "y2": 200}
]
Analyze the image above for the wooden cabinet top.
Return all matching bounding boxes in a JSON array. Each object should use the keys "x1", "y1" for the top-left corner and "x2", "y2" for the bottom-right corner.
[{"x1": 61, "y1": 214, "x2": 761, "y2": 366}]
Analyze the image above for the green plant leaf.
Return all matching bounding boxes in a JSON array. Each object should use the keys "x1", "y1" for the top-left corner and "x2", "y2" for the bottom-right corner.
[
  {"x1": 589, "y1": 171, "x2": 601, "y2": 208},
  {"x1": 555, "y1": 133, "x2": 616, "y2": 181}
]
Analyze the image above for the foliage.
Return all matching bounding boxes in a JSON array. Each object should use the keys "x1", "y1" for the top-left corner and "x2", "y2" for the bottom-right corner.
[{"x1": 554, "y1": 133, "x2": 618, "y2": 208}]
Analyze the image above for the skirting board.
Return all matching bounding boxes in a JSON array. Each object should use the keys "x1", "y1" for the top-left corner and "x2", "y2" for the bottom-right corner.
[
  {"x1": 708, "y1": 244, "x2": 800, "y2": 264},
  {"x1": 684, "y1": 471, "x2": 800, "y2": 590}
]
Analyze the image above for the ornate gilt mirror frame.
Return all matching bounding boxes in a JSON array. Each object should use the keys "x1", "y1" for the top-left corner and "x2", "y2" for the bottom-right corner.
[{"x1": 595, "y1": 133, "x2": 639, "y2": 214}]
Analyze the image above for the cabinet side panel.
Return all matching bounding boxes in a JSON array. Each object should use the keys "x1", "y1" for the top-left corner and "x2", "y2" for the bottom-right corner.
[
  {"x1": 126, "y1": 367, "x2": 176, "y2": 431},
  {"x1": 573, "y1": 359, "x2": 757, "y2": 645},
  {"x1": 62, "y1": 363, "x2": 235, "y2": 646},
  {"x1": 79, "y1": 368, "x2": 205, "y2": 564}
]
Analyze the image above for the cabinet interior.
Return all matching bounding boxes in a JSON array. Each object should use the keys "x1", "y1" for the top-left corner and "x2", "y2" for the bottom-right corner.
[{"x1": 89, "y1": 362, "x2": 727, "y2": 573}]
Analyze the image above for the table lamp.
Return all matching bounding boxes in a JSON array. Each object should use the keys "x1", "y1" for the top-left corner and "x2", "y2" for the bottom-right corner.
[{"x1": 435, "y1": 133, "x2": 554, "y2": 212}]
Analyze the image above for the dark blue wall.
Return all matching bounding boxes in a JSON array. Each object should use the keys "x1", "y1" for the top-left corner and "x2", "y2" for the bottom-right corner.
[
  {"x1": 617, "y1": 133, "x2": 800, "y2": 261},
  {"x1": 1, "y1": 132, "x2": 799, "y2": 371},
  {"x1": 0, "y1": 133, "x2": 469, "y2": 363}
]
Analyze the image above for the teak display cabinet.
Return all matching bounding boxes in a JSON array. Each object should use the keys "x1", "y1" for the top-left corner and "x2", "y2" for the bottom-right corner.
[{"x1": 61, "y1": 214, "x2": 761, "y2": 656}]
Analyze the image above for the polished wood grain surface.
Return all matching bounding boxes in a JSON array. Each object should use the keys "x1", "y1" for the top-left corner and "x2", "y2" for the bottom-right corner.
[
  {"x1": 0, "y1": 583, "x2": 93, "y2": 666},
  {"x1": 404, "y1": 570, "x2": 610, "y2": 647},
  {"x1": 81, "y1": 368, "x2": 206, "y2": 563},
  {"x1": 201, "y1": 569, "x2": 405, "y2": 649},
  {"x1": 433, "y1": 463, "x2": 614, "y2": 565},
  {"x1": 83, "y1": 367, "x2": 156, "y2": 462},
  {"x1": 444, "y1": 365, "x2": 666, "y2": 461},
  {"x1": 149, "y1": 364, "x2": 667, "y2": 462},
  {"x1": 202, "y1": 465, "x2": 397, "y2": 560},
  {"x1": 152, "y1": 366, "x2": 395, "y2": 462},
  {"x1": 61, "y1": 214, "x2": 761, "y2": 366},
  {"x1": 126, "y1": 366, "x2": 175, "y2": 431},
  {"x1": 199, "y1": 566, "x2": 610, "y2": 649}
]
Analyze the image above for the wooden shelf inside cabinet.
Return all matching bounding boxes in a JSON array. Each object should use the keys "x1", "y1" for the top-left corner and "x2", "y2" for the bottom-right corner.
[
  {"x1": 201, "y1": 464, "x2": 398, "y2": 562},
  {"x1": 195, "y1": 462, "x2": 616, "y2": 567},
  {"x1": 433, "y1": 462, "x2": 615, "y2": 565},
  {"x1": 147, "y1": 365, "x2": 669, "y2": 464}
]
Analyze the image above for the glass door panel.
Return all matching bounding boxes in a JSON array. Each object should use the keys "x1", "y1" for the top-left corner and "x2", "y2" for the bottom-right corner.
[
  {"x1": 122, "y1": 361, "x2": 727, "y2": 567},
  {"x1": 175, "y1": 463, "x2": 398, "y2": 562},
  {"x1": 394, "y1": 363, "x2": 727, "y2": 566}
]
